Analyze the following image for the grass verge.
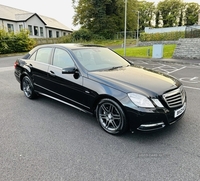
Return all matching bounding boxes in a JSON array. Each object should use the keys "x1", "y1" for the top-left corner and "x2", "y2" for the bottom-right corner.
[{"x1": 114, "y1": 44, "x2": 176, "y2": 59}]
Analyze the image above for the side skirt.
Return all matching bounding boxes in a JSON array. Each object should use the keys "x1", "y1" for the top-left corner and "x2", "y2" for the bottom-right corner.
[{"x1": 37, "y1": 92, "x2": 94, "y2": 115}]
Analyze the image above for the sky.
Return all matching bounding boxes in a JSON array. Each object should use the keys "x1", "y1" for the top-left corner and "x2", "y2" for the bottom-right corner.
[
  {"x1": 0, "y1": 0, "x2": 76, "y2": 29},
  {"x1": 0, "y1": 0, "x2": 199, "y2": 30}
]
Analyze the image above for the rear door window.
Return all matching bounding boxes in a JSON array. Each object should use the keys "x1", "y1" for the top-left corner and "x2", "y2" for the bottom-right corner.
[{"x1": 35, "y1": 48, "x2": 52, "y2": 64}]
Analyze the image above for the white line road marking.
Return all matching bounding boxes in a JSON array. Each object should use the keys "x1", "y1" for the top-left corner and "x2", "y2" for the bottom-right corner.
[
  {"x1": 191, "y1": 77, "x2": 198, "y2": 81},
  {"x1": 169, "y1": 66, "x2": 186, "y2": 73},
  {"x1": 184, "y1": 86, "x2": 200, "y2": 91},
  {"x1": 152, "y1": 65, "x2": 186, "y2": 74},
  {"x1": 180, "y1": 77, "x2": 200, "y2": 83}
]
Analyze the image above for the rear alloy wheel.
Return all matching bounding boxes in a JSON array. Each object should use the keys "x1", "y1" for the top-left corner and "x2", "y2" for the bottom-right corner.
[
  {"x1": 22, "y1": 76, "x2": 36, "y2": 99},
  {"x1": 96, "y1": 98, "x2": 127, "y2": 135}
]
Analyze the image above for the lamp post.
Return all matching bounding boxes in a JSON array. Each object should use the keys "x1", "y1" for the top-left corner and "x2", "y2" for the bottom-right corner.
[
  {"x1": 132, "y1": 10, "x2": 139, "y2": 46},
  {"x1": 124, "y1": 0, "x2": 127, "y2": 56},
  {"x1": 136, "y1": 11, "x2": 139, "y2": 46}
]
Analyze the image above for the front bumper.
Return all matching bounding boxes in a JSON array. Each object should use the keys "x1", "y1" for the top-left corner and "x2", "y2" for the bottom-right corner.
[
  {"x1": 137, "y1": 122, "x2": 165, "y2": 131},
  {"x1": 125, "y1": 102, "x2": 186, "y2": 132}
]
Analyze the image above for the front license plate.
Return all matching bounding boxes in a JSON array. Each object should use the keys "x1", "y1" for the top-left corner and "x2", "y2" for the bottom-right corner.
[{"x1": 174, "y1": 103, "x2": 186, "y2": 118}]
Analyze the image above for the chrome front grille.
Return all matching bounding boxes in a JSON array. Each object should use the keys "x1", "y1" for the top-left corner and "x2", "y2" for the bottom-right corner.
[{"x1": 163, "y1": 86, "x2": 186, "y2": 108}]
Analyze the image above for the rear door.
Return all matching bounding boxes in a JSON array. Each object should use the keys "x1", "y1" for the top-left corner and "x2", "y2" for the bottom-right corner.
[{"x1": 27, "y1": 47, "x2": 52, "y2": 92}]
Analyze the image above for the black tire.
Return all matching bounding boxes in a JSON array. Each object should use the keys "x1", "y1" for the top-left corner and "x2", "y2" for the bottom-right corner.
[
  {"x1": 22, "y1": 76, "x2": 36, "y2": 99},
  {"x1": 96, "y1": 98, "x2": 127, "y2": 135}
]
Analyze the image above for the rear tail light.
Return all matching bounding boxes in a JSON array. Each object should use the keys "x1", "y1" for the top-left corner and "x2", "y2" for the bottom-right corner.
[{"x1": 14, "y1": 61, "x2": 19, "y2": 68}]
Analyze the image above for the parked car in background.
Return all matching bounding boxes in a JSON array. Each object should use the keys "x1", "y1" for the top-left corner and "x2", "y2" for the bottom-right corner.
[{"x1": 14, "y1": 44, "x2": 187, "y2": 135}]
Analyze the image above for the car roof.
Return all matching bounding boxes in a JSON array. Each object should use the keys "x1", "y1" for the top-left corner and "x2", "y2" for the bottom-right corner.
[{"x1": 34, "y1": 43, "x2": 105, "y2": 50}]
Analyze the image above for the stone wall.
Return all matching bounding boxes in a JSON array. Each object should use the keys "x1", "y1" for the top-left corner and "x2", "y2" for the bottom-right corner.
[{"x1": 172, "y1": 38, "x2": 200, "y2": 59}]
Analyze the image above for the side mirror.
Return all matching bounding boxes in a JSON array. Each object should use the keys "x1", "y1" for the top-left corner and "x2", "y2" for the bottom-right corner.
[
  {"x1": 62, "y1": 67, "x2": 80, "y2": 79},
  {"x1": 62, "y1": 67, "x2": 76, "y2": 74}
]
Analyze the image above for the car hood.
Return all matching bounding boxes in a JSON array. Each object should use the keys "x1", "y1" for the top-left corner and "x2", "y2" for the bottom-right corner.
[{"x1": 88, "y1": 66, "x2": 181, "y2": 97}]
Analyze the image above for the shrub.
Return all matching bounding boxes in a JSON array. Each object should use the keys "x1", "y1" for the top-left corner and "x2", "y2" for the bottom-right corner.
[
  {"x1": 140, "y1": 31, "x2": 185, "y2": 41},
  {"x1": 0, "y1": 29, "x2": 36, "y2": 54},
  {"x1": 71, "y1": 29, "x2": 108, "y2": 42},
  {"x1": 59, "y1": 34, "x2": 73, "y2": 43},
  {"x1": 71, "y1": 29, "x2": 93, "y2": 42}
]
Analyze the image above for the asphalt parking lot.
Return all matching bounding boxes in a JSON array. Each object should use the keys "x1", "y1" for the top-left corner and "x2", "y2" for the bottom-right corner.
[{"x1": 0, "y1": 56, "x2": 200, "y2": 181}]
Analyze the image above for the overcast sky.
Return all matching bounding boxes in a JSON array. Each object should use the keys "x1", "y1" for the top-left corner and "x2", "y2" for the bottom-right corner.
[{"x1": 0, "y1": 0, "x2": 199, "y2": 30}]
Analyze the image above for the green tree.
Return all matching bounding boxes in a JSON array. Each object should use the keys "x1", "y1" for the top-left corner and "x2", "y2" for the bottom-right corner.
[
  {"x1": 184, "y1": 3, "x2": 200, "y2": 25},
  {"x1": 137, "y1": 1, "x2": 156, "y2": 31},
  {"x1": 72, "y1": 0, "x2": 137, "y2": 39},
  {"x1": 157, "y1": 0, "x2": 184, "y2": 27}
]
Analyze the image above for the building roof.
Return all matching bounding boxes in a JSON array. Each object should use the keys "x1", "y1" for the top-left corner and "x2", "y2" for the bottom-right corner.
[
  {"x1": 40, "y1": 15, "x2": 71, "y2": 31},
  {"x1": 0, "y1": 4, "x2": 72, "y2": 32}
]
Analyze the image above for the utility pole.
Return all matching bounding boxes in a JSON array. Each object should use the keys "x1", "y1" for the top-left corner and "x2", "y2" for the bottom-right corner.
[
  {"x1": 124, "y1": 0, "x2": 127, "y2": 56},
  {"x1": 136, "y1": 11, "x2": 139, "y2": 46},
  {"x1": 132, "y1": 10, "x2": 140, "y2": 46}
]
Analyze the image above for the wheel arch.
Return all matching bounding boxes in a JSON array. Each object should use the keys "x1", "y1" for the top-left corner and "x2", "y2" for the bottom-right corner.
[
  {"x1": 92, "y1": 94, "x2": 127, "y2": 119},
  {"x1": 94, "y1": 95, "x2": 129, "y2": 135},
  {"x1": 19, "y1": 71, "x2": 32, "y2": 90}
]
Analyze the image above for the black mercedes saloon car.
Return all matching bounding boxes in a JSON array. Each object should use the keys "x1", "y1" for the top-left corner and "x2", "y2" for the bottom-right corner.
[{"x1": 14, "y1": 44, "x2": 187, "y2": 135}]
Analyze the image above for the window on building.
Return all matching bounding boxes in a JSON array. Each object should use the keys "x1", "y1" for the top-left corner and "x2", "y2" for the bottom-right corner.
[
  {"x1": 19, "y1": 24, "x2": 23, "y2": 31},
  {"x1": 56, "y1": 31, "x2": 59, "y2": 38},
  {"x1": 28, "y1": 25, "x2": 33, "y2": 35},
  {"x1": 49, "y1": 30, "x2": 52, "y2": 38},
  {"x1": 7, "y1": 24, "x2": 14, "y2": 32},
  {"x1": 63, "y1": 32, "x2": 66, "y2": 36},
  {"x1": 34, "y1": 26, "x2": 38, "y2": 36},
  {"x1": 40, "y1": 27, "x2": 44, "y2": 37}
]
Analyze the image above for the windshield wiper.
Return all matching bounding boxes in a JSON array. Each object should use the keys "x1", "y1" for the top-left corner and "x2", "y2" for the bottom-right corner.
[{"x1": 108, "y1": 66, "x2": 123, "y2": 70}]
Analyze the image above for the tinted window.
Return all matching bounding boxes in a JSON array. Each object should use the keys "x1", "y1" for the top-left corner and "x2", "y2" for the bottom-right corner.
[
  {"x1": 53, "y1": 48, "x2": 74, "y2": 68},
  {"x1": 35, "y1": 48, "x2": 52, "y2": 64}
]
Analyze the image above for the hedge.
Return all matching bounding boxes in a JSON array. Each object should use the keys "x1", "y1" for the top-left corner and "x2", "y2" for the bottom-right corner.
[
  {"x1": 140, "y1": 31, "x2": 185, "y2": 41},
  {"x1": 0, "y1": 29, "x2": 36, "y2": 54}
]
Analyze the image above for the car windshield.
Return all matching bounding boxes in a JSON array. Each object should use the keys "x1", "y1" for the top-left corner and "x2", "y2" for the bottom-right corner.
[{"x1": 72, "y1": 47, "x2": 130, "y2": 71}]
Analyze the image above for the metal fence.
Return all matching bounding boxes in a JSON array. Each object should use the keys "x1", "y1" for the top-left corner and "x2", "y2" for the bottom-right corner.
[
  {"x1": 116, "y1": 31, "x2": 137, "y2": 39},
  {"x1": 185, "y1": 26, "x2": 200, "y2": 38}
]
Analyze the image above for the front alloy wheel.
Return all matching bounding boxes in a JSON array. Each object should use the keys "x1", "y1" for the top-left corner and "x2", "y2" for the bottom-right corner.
[
  {"x1": 22, "y1": 76, "x2": 36, "y2": 99},
  {"x1": 96, "y1": 99, "x2": 127, "y2": 135}
]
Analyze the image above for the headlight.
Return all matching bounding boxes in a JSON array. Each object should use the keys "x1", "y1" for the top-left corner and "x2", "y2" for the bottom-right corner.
[{"x1": 128, "y1": 93, "x2": 154, "y2": 108}]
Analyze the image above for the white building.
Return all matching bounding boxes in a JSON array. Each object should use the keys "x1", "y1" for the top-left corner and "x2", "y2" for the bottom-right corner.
[{"x1": 0, "y1": 4, "x2": 73, "y2": 38}]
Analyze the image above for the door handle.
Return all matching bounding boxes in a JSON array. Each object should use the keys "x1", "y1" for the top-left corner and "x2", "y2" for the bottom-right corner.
[{"x1": 49, "y1": 70, "x2": 56, "y2": 77}]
